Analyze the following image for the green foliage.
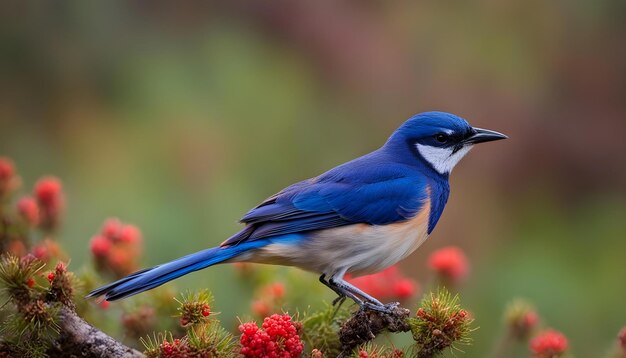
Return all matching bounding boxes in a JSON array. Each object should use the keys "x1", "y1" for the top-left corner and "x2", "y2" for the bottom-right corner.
[
  {"x1": 0, "y1": 254, "x2": 45, "y2": 303},
  {"x1": 408, "y1": 288, "x2": 475, "y2": 357},
  {"x1": 142, "y1": 290, "x2": 236, "y2": 357},
  {"x1": 0, "y1": 255, "x2": 66, "y2": 357},
  {"x1": 300, "y1": 302, "x2": 353, "y2": 356}
]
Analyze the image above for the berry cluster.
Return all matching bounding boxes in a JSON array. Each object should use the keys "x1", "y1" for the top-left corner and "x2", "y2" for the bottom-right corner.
[
  {"x1": 46, "y1": 261, "x2": 74, "y2": 308},
  {"x1": 239, "y1": 314, "x2": 304, "y2": 357},
  {"x1": 0, "y1": 157, "x2": 67, "y2": 262},
  {"x1": 179, "y1": 301, "x2": 211, "y2": 327},
  {"x1": 409, "y1": 290, "x2": 474, "y2": 357},
  {"x1": 529, "y1": 329, "x2": 568, "y2": 358},
  {"x1": 157, "y1": 338, "x2": 192, "y2": 358},
  {"x1": 90, "y1": 218, "x2": 142, "y2": 278},
  {"x1": 34, "y1": 177, "x2": 64, "y2": 230},
  {"x1": 0, "y1": 157, "x2": 19, "y2": 200},
  {"x1": 347, "y1": 265, "x2": 418, "y2": 302}
]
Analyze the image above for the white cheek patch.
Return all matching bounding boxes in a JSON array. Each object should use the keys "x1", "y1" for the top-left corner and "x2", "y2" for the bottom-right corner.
[{"x1": 416, "y1": 144, "x2": 473, "y2": 174}]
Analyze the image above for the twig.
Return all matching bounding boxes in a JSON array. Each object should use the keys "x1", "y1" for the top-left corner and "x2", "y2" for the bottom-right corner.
[{"x1": 48, "y1": 306, "x2": 145, "y2": 358}]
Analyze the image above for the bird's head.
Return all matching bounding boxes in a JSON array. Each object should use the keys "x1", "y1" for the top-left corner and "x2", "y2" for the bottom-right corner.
[{"x1": 385, "y1": 111, "x2": 507, "y2": 175}]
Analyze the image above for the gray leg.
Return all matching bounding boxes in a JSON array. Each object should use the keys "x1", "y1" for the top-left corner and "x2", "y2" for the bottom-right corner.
[{"x1": 326, "y1": 271, "x2": 400, "y2": 313}]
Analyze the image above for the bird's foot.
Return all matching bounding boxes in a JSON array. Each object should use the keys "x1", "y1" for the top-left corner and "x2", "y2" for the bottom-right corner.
[{"x1": 361, "y1": 301, "x2": 400, "y2": 314}]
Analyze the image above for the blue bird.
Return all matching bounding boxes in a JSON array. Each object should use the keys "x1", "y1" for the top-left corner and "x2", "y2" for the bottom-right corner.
[{"x1": 87, "y1": 111, "x2": 507, "y2": 312}]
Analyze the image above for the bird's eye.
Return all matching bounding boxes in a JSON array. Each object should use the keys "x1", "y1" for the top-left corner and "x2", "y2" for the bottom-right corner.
[{"x1": 434, "y1": 133, "x2": 449, "y2": 143}]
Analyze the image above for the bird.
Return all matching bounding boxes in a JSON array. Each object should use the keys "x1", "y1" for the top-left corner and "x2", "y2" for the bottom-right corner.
[{"x1": 87, "y1": 111, "x2": 507, "y2": 312}]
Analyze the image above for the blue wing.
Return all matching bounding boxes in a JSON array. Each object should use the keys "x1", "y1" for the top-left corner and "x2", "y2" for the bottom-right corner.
[{"x1": 221, "y1": 153, "x2": 430, "y2": 246}]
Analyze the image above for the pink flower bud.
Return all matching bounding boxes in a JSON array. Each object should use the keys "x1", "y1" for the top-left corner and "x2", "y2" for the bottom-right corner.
[
  {"x1": 101, "y1": 218, "x2": 123, "y2": 240},
  {"x1": 530, "y1": 329, "x2": 568, "y2": 358},
  {"x1": 17, "y1": 196, "x2": 40, "y2": 226},
  {"x1": 0, "y1": 157, "x2": 14, "y2": 181},
  {"x1": 427, "y1": 246, "x2": 469, "y2": 282},
  {"x1": 119, "y1": 224, "x2": 141, "y2": 243},
  {"x1": 34, "y1": 176, "x2": 64, "y2": 229},
  {"x1": 90, "y1": 235, "x2": 112, "y2": 257}
]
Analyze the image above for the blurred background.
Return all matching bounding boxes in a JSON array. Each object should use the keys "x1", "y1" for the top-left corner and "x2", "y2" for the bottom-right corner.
[{"x1": 1, "y1": 1, "x2": 625, "y2": 356}]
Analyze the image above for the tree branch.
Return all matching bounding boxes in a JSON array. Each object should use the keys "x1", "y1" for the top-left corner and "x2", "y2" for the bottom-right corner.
[{"x1": 48, "y1": 306, "x2": 145, "y2": 358}]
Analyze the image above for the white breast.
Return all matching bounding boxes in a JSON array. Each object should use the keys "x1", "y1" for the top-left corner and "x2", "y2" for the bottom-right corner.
[{"x1": 244, "y1": 198, "x2": 432, "y2": 277}]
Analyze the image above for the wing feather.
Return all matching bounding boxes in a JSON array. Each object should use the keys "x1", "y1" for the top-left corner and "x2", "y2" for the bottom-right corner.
[{"x1": 221, "y1": 160, "x2": 429, "y2": 247}]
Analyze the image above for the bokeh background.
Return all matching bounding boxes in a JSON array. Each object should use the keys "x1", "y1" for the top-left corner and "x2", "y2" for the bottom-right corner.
[{"x1": 1, "y1": 1, "x2": 625, "y2": 356}]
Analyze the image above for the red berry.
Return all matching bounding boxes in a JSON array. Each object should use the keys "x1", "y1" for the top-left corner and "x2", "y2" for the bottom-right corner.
[
  {"x1": 201, "y1": 303, "x2": 210, "y2": 317},
  {"x1": 427, "y1": 246, "x2": 469, "y2": 281},
  {"x1": 17, "y1": 197, "x2": 40, "y2": 226},
  {"x1": 99, "y1": 300, "x2": 110, "y2": 309},
  {"x1": 34, "y1": 177, "x2": 62, "y2": 208},
  {"x1": 530, "y1": 329, "x2": 568, "y2": 357},
  {"x1": 101, "y1": 218, "x2": 123, "y2": 240},
  {"x1": 31, "y1": 244, "x2": 49, "y2": 262},
  {"x1": 0, "y1": 157, "x2": 14, "y2": 181},
  {"x1": 619, "y1": 326, "x2": 626, "y2": 350},
  {"x1": 523, "y1": 311, "x2": 539, "y2": 328},
  {"x1": 393, "y1": 278, "x2": 416, "y2": 299},
  {"x1": 119, "y1": 224, "x2": 141, "y2": 243},
  {"x1": 90, "y1": 235, "x2": 112, "y2": 257},
  {"x1": 47, "y1": 272, "x2": 55, "y2": 283},
  {"x1": 26, "y1": 277, "x2": 35, "y2": 288},
  {"x1": 416, "y1": 308, "x2": 426, "y2": 318}
]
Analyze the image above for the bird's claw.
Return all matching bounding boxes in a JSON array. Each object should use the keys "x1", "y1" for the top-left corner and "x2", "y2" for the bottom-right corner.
[{"x1": 361, "y1": 301, "x2": 400, "y2": 314}]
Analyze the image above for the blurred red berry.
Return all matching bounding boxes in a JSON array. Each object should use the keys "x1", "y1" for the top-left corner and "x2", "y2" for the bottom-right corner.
[
  {"x1": 31, "y1": 243, "x2": 49, "y2": 261},
  {"x1": 267, "y1": 282, "x2": 285, "y2": 299},
  {"x1": 251, "y1": 299, "x2": 270, "y2": 318},
  {"x1": 523, "y1": 311, "x2": 539, "y2": 328},
  {"x1": 427, "y1": 246, "x2": 469, "y2": 282},
  {"x1": 34, "y1": 176, "x2": 64, "y2": 229},
  {"x1": 119, "y1": 224, "x2": 141, "y2": 243},
  {"x1": 239, "y1": 314, "x2": 303, "y2": 357},
  {"x1": 34, "y1": 177, "x2": 62, "y2": 207},
  {"x1": 393, "y1": 278, "x2": 417, "y2": 299},
  {"x1": 99, "y1": 300, "x2": 110, "y2": 310},
  {"x1": 30, "y1": 239, "x2": 62, "y2": 263},
  {"x1": 0, "y1": 157, "x2": 18, "y2": 197},
  {"x1": 530, "y1": 329, "x2": 568, "y2": 358},
  {"x1": 348, "y1": 265, "x2": 419, "y2": 301},
  {"x1": 47, "y1": 272, "x2": 55, "y2": 283},
  {"x1": 101, "y1": 218, "x2": 123, "y2": 239},
  {"x1": 7, "y1": 240, "x2": 27, "y2": 257},
  {"x1": 619, "y1": 326, "x2": 626, "y2": 350},
  {"x1": 107, "y1": 247, "x2": 135, "y2": 276},
  {"x1": 311, "y1": 348, "x2": 323, "y2": 358},
  {"x1": 0, "y1": 157, "x2": 14, "y2": 181},
  {"x1": 90, "y1": 235, "x2": 112, "y2": 257},
  {"x1": 359, "y1": 350, "x2": 368, "y2": 358},
  {"x1": 17, "y1": 196, "x2": 40, "y2": 226},
  {"x1": 26, "y1": 277, "x2": 35, "y2": 288}
]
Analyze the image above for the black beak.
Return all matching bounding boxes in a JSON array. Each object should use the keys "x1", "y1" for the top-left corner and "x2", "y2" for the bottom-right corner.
[{"x1": 464, "y1": 127, "x2": 508, "y2": 144}]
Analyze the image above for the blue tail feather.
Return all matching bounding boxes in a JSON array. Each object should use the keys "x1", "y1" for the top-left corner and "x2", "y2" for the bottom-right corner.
[{"x1": 86, "y1": 239, "x2": 272, "y2": 301}]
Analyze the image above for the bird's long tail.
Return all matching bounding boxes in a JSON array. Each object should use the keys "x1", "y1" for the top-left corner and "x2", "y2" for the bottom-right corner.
[{"x1": 86, "y1": 240, "x2": 270, "y2": 301}]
